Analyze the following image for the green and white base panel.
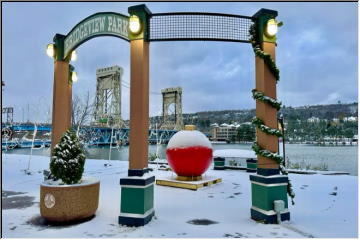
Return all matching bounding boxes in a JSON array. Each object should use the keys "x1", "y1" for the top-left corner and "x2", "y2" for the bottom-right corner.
[
  {"x1": 250, "y1": 168, "x2": 290, "y2": 224},
  {"x1": 246, "y1": 158, "x2": 257, "y2": 172},
  {"x1": 213, "y1": 157, "x2": 225, "y2": 170},
  {"x1": 119, "y1": 169, "x2": 155, "y2": 226}
]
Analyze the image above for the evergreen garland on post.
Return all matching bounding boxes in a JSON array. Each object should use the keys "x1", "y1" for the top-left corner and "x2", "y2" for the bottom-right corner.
[
  {"x1": 280, "y1": 165, "x2": 295, "y2": 205},
  {"x1": 50, "y1": 129, "x2": 86, "y2": 184},
  {"x1": 252, "y1": 141, "x2": 283, "y2": 163},
  {"x1": 252, "y1": 89, "x2": 282, "y2": 111},
  {"x1": 249, "y1": 24, "x2": 280, "y2": 82},
  {"x1": 249, "y1": 20, "x2": 295, "y2": 204},
  {"x1": 252, "y1": 117, "x2": 283, "y2": 137}
]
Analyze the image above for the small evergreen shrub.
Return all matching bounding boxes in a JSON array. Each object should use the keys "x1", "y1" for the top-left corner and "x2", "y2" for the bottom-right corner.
[{"x1": 50, "y1": 129, "x2": 86, "y2": 184}]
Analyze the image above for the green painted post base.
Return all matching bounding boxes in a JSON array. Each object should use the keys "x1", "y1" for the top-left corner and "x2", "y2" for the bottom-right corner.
[
  {"x1": 214, "y1": 157, "x2": 225, "y2": 170},
  {"x1": 246, "y1": 158, "x2": 257, "y2": 172},
  {"x1": 119, "y1": 170, "x2": 155, "y2": 226},
  {"x1": 250, "y1": 169, "x2": 290, "y2": 224}
]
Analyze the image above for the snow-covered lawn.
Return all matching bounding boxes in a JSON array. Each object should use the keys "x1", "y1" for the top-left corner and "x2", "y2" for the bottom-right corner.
[{"x1": 2, "y1": 153, "x2": 358, "y2": 238}]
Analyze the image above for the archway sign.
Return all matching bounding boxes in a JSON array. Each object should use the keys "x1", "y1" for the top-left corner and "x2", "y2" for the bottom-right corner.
[{"x1": 48, "y1": 4, "x2": 290, "y2": 227}]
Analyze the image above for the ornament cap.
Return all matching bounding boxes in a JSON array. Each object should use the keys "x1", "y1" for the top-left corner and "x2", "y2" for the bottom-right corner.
[{"x1": 184, "y1": 125, "x2": 196, "y2": 130}]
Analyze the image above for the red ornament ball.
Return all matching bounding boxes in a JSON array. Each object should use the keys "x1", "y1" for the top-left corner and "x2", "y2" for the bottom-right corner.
[{"x1": 166, "y1": 130, "x2": 213, "y2": 177}]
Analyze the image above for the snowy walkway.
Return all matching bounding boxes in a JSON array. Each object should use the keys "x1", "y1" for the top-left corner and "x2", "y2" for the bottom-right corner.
[{"x1": 2, "y1": 154, "x2": 358, "y2": 238}]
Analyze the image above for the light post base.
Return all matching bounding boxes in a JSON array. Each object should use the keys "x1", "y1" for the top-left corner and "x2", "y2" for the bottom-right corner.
[
  {"x1": 119, "y1": 169, "x2": 155, "y2": 226},
  {"x1": 250, "y1": 169, "x2": 290, "y2": 224}
]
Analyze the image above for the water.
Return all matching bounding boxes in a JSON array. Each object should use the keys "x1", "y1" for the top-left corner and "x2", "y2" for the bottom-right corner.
[
  {"x1": 3, "y1": 144, "x2": 358, "y2": 176},
  {"x1": 280, "y1": 144, "x2": 358, "y2": 176}
]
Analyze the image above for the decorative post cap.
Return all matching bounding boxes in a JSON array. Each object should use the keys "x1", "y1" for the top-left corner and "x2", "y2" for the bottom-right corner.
[
  {"x1": 252, "y1": 8, "x2": 279, "y2": 44},
  {"x1": 252, "y1": 8, "x2": 278, "y2": 19},
  {"x1": 128, "y1": 4, "x2": 152, "y2": 16},
  {"x1": 53, "y1": 34, "x2": 66, "y2": 61},
  {"x1": 128, "y1": 4, "x2": 152, "y2": 41}
]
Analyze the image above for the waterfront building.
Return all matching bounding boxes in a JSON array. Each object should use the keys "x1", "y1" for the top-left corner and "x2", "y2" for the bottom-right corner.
[
  {"x1": 344, "y1": 116, "x2": 358, "y2": 122},
  {"x1": 307, "y1": 116, "x2": 320, "y2": 123},
  {"x1": 211, "y1": 123, "x2": 238, "y2": 141}
]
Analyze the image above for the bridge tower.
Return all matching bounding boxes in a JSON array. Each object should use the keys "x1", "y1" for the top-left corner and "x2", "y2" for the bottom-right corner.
[
  {"x1": 161, "y1": 87, "x2": 183, "y2": 131},
  {"x1": 93, "y1": 65, "x2": 123, "y2": 127},
  {"x1": 2, "y1": 107, "x2": 14, "y2": 124}
]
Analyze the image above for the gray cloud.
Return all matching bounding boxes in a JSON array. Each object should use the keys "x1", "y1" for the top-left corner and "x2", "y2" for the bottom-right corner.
[{"x1": 2, "y1": 2, "x2": 357, "y2": 122}]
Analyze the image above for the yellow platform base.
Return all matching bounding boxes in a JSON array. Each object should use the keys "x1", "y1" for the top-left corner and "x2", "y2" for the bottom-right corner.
[
  {"x1": 156, "y1": 177, "x2": 222, "y2": 191},
  {"x1": 176, "y1": 175, "x2": 203, "y2": 181}
]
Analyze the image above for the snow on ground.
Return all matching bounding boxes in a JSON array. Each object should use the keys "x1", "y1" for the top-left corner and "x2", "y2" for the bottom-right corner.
[
  {"x1": 214, "y1": 149, "x2": 257, "y2": 159},
  {"x1": 2, "y1": 153, "x2": 358, "y2": 238}
]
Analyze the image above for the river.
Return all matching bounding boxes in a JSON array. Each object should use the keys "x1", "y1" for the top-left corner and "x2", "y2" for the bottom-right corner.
[{"x1": 3, "y1": 143, "x2": 357, "y2": 176}]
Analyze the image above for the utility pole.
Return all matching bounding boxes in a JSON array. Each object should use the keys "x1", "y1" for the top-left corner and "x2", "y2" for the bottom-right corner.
[
  {"x1": 278, "y1": 114, "x2": 286, "y2": 168},
  {"x1": 22, "y1": 107, "x2": 25, "y2": 123},
  {"x1": 27, "y1": 104, "x2": 30, "y2": 123}
]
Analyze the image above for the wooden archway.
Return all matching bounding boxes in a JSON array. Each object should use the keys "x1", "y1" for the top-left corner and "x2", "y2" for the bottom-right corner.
[{"x1": 49, "y1": 4, "x2": 288, "y2": 227}]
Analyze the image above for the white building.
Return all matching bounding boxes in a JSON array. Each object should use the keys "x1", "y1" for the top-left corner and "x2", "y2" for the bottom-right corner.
[
  {"x1": 307, "y1": 116, "x2": 320, "y2": 123},
  {"x1": 211, "y1": 123, "x2": 237, "y2": 141},
  {"x1": 344, "y1": 116, "x2": 358, "y2": 122}
]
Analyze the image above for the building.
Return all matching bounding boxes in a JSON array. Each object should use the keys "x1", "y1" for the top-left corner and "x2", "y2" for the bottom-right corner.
[
  {"x1": 307, "y1": 116, "x2": 320, "y2": 123},
  {"x1": 344, "y1": 116, "x2": 358, "y2": 122},
  {"x1": 211, "y1": 123, "x2": 238, "y2": 141}
]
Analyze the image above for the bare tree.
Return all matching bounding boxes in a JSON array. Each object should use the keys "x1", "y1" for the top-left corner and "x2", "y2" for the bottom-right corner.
[{"x1": 72, "y1": 91, "x2": 94, "y2": 135}]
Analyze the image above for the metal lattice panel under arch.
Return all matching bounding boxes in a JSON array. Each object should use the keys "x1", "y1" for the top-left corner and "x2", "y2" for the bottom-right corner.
[{"x1": 149, "y1": 12, "x2": 254, "y2": 43}]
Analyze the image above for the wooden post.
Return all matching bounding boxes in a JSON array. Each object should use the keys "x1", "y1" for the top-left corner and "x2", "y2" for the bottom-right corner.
[
  {"x1": 250, "y1": 9, "x2": 290, "y2": 224},
  {"x1": 50, "y1": 34, "x2": 72, "y2": 151},
  {"x1": 255, "y1": 41, "x2": 278, "y2": 170},
  {"x1": 119, "y1": 4, "x2": 154, "y2": 227},
  {"x1": 128, "y1": 39, "x2": 150, "y2": 170}
]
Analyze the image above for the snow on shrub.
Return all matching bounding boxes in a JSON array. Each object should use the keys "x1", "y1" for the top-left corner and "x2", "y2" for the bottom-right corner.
[{"x1": 50, "y1": 129, "x2": 86, "y2": 184}]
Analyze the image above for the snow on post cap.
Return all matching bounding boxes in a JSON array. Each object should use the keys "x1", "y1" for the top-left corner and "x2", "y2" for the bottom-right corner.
[{"x1": 167, "y1": 130, "x2": 212, "y2": 149}]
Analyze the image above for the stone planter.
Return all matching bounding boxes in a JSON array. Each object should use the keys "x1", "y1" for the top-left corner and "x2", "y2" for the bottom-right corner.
[{"x1": 40, "y1": 177, "x2": 100, "y2": 222}]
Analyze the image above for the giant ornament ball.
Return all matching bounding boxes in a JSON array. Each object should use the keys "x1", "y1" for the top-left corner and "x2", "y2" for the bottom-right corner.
[{"x1": 166, "y1": 126, "x2": 213, "y2": 177}]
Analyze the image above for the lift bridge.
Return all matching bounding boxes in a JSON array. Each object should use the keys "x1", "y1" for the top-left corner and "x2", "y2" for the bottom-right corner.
[
  {"x1": 78, "y1": 126, "x2": 177, "y2": 146},
  {"x1": 2, "y1": 64, "x2": 183, "y2": 149},
  {"x1": 1, "y1": 124, "x2": 177, "y2": 149}
]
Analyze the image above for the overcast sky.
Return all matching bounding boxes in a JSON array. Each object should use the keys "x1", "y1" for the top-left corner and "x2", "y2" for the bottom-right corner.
[{"x1": 2, "y1": 2, "x2": 358, "y2": 123}]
